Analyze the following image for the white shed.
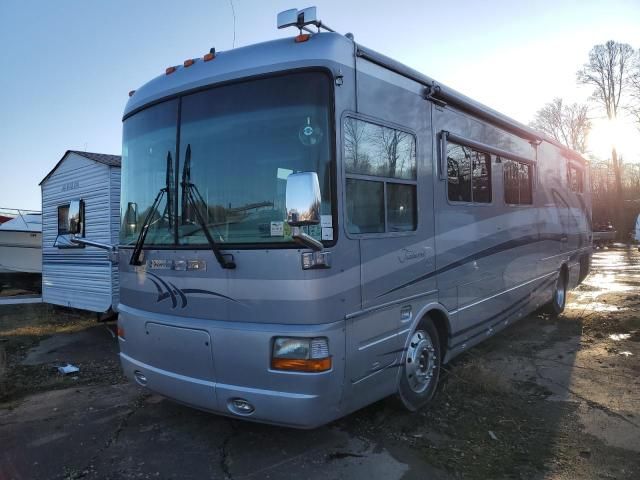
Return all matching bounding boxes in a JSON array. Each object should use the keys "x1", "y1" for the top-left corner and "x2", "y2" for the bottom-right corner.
[{"x1": 40, "y1": 151, "x2": 121, "y2": 315}]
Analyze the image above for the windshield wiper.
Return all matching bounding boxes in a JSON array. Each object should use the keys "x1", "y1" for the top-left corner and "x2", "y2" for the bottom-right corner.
[
  {"x1": 181, "y1": 144, "x2": 236, "y2": 269},
  {"x1": 129, "y1": 151, "x2": 173, "y2": 266}
]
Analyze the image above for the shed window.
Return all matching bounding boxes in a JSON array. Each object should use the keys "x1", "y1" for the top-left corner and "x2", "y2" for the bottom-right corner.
[
  {"x1": 447, "y1": 142, "x2": 491, "y2": 203},
  {"x1": 58, "y1": 205, "x2": 70, "y2": 235},
  {"x1": 344, "y1": 117, "x2": 417, "y2": 234},
  {"x1": 503, "y1": 159, "x2": 533, "y2": 205}
]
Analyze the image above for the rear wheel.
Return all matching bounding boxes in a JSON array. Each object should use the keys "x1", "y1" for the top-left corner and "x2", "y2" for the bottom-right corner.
[
  {"x1": 397, "y1": 319, "x2": 441, "y2": 411},
  {"x1": 545, "y1": 268, "x2": 567, "y2": 315}
]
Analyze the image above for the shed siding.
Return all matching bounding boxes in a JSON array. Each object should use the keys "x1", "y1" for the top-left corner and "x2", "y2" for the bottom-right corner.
[
  {"x1": 109, "y1": 166, "x2": 121, "y2": 309},
  {"x1": 41, "y1": 153, "x2": 120, "y2": 312}
]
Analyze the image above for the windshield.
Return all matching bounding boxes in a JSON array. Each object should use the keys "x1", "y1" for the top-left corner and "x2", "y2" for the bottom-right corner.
[{"x1": 120, "y1": 71, "x2": 334, "y2": 247}]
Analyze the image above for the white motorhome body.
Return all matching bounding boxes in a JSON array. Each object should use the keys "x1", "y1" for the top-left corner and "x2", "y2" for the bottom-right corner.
[
  {"x1": 116, "y1": 13, "x2": 592, "y2": 428},
  {"x1": 40, "y1": 151, "x2": 121, "y2": 313}
]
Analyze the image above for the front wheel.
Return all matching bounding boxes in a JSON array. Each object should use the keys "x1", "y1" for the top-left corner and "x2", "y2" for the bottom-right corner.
[
  {"x1": 397, "y1": 320, "x2": 441, "y2": 411},
  {"x1": 544, "y1": 268, "x2": 567, "y2": 316}
]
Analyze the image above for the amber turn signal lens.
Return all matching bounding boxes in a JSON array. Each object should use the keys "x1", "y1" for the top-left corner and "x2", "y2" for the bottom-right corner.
[
  {"x1": 184, "y1": 58, "x2": 195, "y2": 67},
  {"x1": 117, "y1": 325, "x2": 125, "y2": 339},
  {"x1": 294, "y1": 34, "x2": 310, "y2": 43},
  {"x1": 203, "y1": 52, "x2": 215, "y2": 62},
  {"x1": 271, "y1": 357, "x2": 331, "y2": 372},
  {"x1": 165, "y1": 66, "x2": 176, "y2": 75}
]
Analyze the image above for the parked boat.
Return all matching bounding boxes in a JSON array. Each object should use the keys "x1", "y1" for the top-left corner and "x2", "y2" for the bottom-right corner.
[{"x1": 0, "y1": 209, "x2": 42, "y2": 274}]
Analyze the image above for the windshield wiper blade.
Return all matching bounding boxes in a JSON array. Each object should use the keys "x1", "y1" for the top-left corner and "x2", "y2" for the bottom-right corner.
[
  {"x1": 181, "y1": 144, "x2": 236, "y2": 270},
  {"x1": 129, "y1": 151, "x2": 173, "y2": 266}
]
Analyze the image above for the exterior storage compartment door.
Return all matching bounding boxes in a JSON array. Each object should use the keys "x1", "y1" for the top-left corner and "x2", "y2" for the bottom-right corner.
[{"x1": 144, "y1": 322, "x2": 215, "y2": 381}]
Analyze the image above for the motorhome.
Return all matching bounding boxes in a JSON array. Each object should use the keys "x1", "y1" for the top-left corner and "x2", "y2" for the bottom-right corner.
[{"x1": 107, "y1": 8, "x2": 592, "y2": 428}]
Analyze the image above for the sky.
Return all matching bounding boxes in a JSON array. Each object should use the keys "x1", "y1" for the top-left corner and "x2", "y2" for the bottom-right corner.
[{"x1": 1, "y1": 0, "x2": 639, "y2": 210}]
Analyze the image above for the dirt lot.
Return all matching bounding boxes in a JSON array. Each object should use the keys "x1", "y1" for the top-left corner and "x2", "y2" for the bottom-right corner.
[{"x1": 1, "y1": 248, "x2": 639, "y2": 480}]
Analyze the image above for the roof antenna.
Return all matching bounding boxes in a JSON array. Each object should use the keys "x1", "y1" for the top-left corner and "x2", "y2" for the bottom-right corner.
[{"x1": 229, "y1": 0, "x2": 236, "y2": 48}]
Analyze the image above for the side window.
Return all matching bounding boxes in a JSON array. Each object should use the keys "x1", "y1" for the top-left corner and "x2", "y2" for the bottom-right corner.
[
  {"x1": 57, "y1": 204, "x2": 70, "y2": 235},
  {"x1": 568, "y1": 165, "x2": 584, "y2": 193},
  {"x1": 503, "y1": 159, "x2": 533, "y2": 205},
  {"x1": 344, "y1": 117, "x2": 417, "y2": 234},
  {"x1": 447, "y1": 142, "x2": 491, "y2": 203}
]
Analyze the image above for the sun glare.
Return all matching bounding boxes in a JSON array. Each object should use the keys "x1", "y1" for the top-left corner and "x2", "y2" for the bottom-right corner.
[{"x1": 588, "y1": 117, "x2": 640, "y2": 163}]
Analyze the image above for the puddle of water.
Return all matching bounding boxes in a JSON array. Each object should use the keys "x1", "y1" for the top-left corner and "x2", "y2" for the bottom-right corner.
[
  {"x1": 581, "y1": 274, "x2": 635, "y2": 297},
  {"x1": 609, "y1": 333, "x2": 631, "y2": 341}
]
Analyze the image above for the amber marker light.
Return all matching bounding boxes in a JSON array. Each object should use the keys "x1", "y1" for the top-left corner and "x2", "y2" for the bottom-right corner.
[
  {"x1": 271, "y1": 357, "x2": 331, "y2": 372},
  {"x1": 295, "y1": 33, "x2": 310, "y2": 43},
  {"x1": 117, "y1": 325, "x2": 125, "y2": 339},
  {"x1": 203, "y1": 52, "x2": 215, "y2": 62},
  {"x1": 166, "y1": 66, "x2": 176, "y2": 75},
  {"x1": 184, "y1": 58, "x2": 195, "y2": 67}
]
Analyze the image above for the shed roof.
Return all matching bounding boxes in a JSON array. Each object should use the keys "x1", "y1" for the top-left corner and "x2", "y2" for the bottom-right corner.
[{"x1": 39, "y1": 150, "x2": 121, "y2": 185}]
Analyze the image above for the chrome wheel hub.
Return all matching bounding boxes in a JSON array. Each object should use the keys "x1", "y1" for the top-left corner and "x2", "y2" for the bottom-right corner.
[{"x1": 405, "y1": 330, "x2": 437, "y2": 394}]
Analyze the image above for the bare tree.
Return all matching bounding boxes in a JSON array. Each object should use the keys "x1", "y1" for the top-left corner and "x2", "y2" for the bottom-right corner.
[
  {"x1": 577, "y1": 40, "x2": 635, "y2": 235},
  {"x1": 629, "y1": 51, "x2": 640, "y2": 130},
  {"x1": 530, "y1": 98, "x2": 591, "y2": 153}
]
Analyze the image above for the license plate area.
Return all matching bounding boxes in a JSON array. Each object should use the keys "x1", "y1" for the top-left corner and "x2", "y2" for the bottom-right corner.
[{"x1": 144, "y1": 322, "x2": 214, "y2": 381}]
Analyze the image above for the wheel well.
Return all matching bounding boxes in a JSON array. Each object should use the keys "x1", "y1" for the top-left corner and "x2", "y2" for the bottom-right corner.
[
  {"x1": 560, "y1": 263, "x2": 569, "y2": 282},
  {"x1": 420, "y1": 309, "x2": 450, "y2": 358}
]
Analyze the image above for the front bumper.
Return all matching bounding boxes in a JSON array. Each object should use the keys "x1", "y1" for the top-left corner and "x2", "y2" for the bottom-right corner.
[{"x1": 118, "y1": 306, "x2": 345, "y2": 428}]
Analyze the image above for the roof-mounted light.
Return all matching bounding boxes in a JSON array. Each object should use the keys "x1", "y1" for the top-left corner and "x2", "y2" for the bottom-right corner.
[
  {"x1": 203, "y1": 48, "x2": 216, "y2": 62},
  {"x1": 128, "y1": 90, "x2": 136, "y2": 97},
  {"x1": 165, "y1": 66, "x2": 176, "y2": 75},
  {"x1": 184, "y1": 58, "x2": 195, "y2": 67}
]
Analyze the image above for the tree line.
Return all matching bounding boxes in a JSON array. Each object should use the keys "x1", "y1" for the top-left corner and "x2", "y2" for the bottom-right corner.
[{"x1": 530, "y1": 40, "x2": 640, "y2": 237}]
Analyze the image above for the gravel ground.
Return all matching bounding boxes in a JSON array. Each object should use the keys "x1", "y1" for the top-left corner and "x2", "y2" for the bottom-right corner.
[{"x1": 0, "y1": 248, "x2": 638, "y2": 479}]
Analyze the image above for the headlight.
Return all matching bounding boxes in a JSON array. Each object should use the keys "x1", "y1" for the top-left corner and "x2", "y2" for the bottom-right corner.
[{"x1": 271, "y1": 337, "x2": 331, "y2": 372}]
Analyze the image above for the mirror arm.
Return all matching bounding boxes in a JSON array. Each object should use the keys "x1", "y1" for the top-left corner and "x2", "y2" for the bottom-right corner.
[
  {"x1": 291, "y1": 227, "x2": 323, "y2": 251},
  {"x1": 70, "y1": 237, "x2": 118, "y2": 263},
  {"x1": 70, "y1": 237, "x2": 116, "y2": 251}
]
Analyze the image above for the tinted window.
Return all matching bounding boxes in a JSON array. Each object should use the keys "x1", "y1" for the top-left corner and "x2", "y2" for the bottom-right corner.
[
  {"x1": 344, "y1": 118, "x2": 416, "y2": 180},
  {"x1": 120, "y1": 100, "x2": 178, "y2": 245},
  {"x1": 178, "y1": 73, "x2": 333, "y2": 245},
  {"x1": 344, "y1": 118, "x2": 417, "y2": 234},
  {"x1": 503, "y1": 159, "x2": 533, "y2": 205},
  {"x1": 387, "y1": 183, "x2": 417, "y2": 232},
  {"x1": 346, "y1": 179, "x2": 384, "y2": 233},
  {"x1": 447, "y1": 142, "x2": 491, "y2": 203}
]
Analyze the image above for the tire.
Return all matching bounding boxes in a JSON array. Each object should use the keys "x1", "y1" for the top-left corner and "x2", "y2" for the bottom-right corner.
[
  {"x1": 544, "y1": 268, "x2": 567, "y2": 316},
  {"x1": 397, "y1": 319, "x2": 441, "y2": 412}
]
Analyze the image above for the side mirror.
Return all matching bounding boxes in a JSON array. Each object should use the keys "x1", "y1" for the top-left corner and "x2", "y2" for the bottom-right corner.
[
  {"x1": 286, "y1": 172, "x2": 321, "y2": 226},
  {"x1": 68, "y1": 200, "x2": 84, "y2": 235},
  {"x1": 125, "y1": 202, "x2": 138, "y2": 229},
  {"x1": 285, "y1": 172, "x2": 323, "y2": 251}
]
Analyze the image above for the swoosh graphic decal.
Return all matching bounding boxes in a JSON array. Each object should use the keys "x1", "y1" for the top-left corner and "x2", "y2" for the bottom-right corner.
[
  {"x1": 181, "y1": 289, "x2": 238, "y2": 303},
  {"x1": 377, "y1": 234, "x2": 562, "y2": 298},
  {"x1": 144, "y1": 271, "x2": 237, "y2": 309}
]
